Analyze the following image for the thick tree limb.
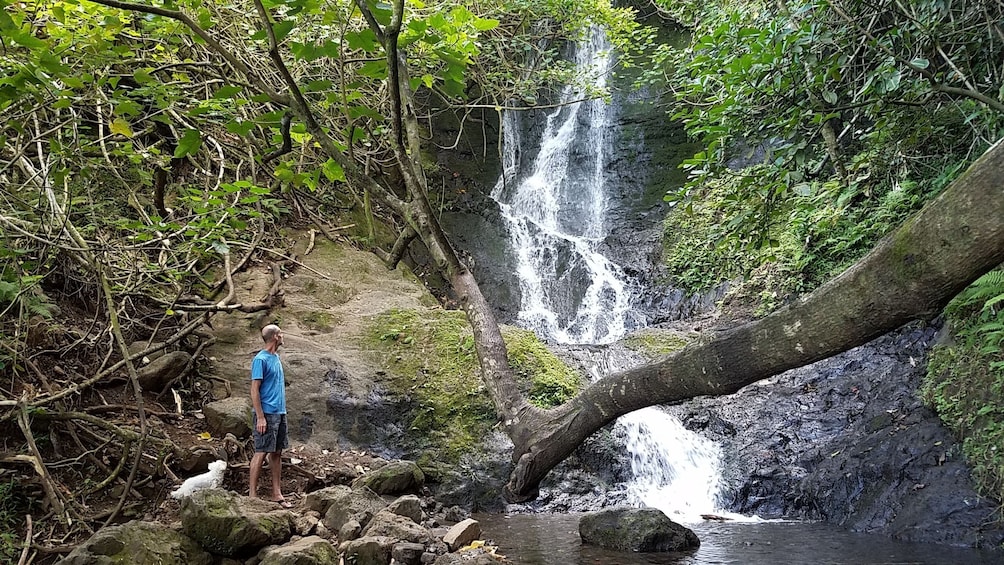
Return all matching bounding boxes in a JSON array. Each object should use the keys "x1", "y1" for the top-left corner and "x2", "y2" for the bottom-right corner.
[{"x1": 503, "y1": 139, "x2": 1004, "y2": 499}]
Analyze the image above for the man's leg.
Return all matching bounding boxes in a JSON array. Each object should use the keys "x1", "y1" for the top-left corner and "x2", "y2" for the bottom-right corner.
[
  {"x1": 268, "y1": 450, "x2": 283, "y2": 501},
  {"x1": 249, "y1": 451, "x2": 265, "y2": 498}
]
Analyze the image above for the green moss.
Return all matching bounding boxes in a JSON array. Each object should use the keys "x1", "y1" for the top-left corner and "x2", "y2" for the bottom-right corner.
[
  {"x1": 359, "y1": 308, "x2": 581, "y2": 461},
  {"x1": 623, "y1": 330, "x2": 691, "y2": 358},
  {"x1": 300, "y1": 310, "x2": 337, "y2": 332},
  {"x1": 504, "y1": 326, "x2": 582, "y2": 408}
]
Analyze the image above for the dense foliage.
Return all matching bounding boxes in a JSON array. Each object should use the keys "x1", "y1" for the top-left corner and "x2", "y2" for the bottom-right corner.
[
  {"x1": 0, "y1": 0, "x2": 639, "y2": 555},
  {"x1": 656, "y1": 0, "x2": 1003, "y2": 300},
  {"x1": 923, "y1": 269, "x2": 1004, "y2": 506},
  {"x1": 654, "y1": 0, "x2": 1004, "y2": 510}
]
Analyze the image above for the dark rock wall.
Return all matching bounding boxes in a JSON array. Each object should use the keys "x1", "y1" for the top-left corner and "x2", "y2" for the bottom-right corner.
[{"x1": 669, "y1": 323, "x2": 1004, "y2": 548}]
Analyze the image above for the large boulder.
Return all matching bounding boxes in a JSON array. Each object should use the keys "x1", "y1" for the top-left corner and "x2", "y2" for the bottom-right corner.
[
  {"x1": 180, "y1": 489, "x2": 294, "y2": 557},
  {"x1": 578, "y1": 508, "x2": 700, "y2": 552},
  {"x1": 361, "y1": 510, "x2": 431, "y2": 544},
  {"x1": 338, "y1": 535, "x2": 395, "y2": 565},
  {"x1": 137, "y1": 350, "x2": 190, "y2": 393},
  {"x1": 442, "y1": 518, "x2": 480, "y2": 551},
  {"x1": 351, "y1": 460, "x2": 425, "y2": 495},
  {"x1": 203, "y1": 396, "x2": 253, "y2": 438},
  {"x1": 385, "y1": 494, "x2": 424, "y2": 523},
  {"x1": 303, "y1": 485, "x2": 387, "y2": 532},
  {"x1": 258, "y1": 536, "x2": 339, "y2": 565},
  {"x1": 58, "y1": 521, "x2": 212, "y2": 565}
]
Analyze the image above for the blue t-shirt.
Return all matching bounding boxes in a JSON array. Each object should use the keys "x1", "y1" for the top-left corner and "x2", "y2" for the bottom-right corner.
[{"x1": 251, "y1": 350, "x2": 286, "y2": 415}]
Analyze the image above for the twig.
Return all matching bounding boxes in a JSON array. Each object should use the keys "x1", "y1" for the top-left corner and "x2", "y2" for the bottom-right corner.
[
  {"x1": 17, "y1": 514, "x2": 32, "y2": 565},
  {"x1": 305, "y1": 228, "x2": 316, "y2": 256},
  {"x1": 16, "y1": 404, "x2": 71, "y2": 526}
]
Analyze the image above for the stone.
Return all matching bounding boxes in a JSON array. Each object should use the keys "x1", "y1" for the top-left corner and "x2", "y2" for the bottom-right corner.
[
  {"x1": 351, "y1": 460, "x2": 425, "y2": 495},
  {"x1": 127, "y1": 341, "x2": 167, "y2": 363},
  {"x1": 339, "y1": 519, "x2": 362, "y2": 541},
  {"x1": 180, "y1": 489, "x2": 294, "y2": 557},
  {"x1": 338, "y1": 535, "x2": 394, "y2": 565},
  {"x1": 361, "y1": 510, "x2": 431, "y2": 544},
  {"x1": 441, "y1": 518, "x2": 480, "y2": 551},
  {"x1": 578, "y1": 508, "x2": 699, "y2": 552},
  {"x1": 293, "y1": 512, "x2": 320, "y2": 536},
  {"x1": 204, "y1": 396, "x2": 253, "y2": 438},
  {"x1": 391, "y1": 542, "x2": 426, "y2": 565},
  {"x1": 432, "y1": 553, "x2": 498, "y2": 565},
  {"x1": 137, "y1": 350, "x2": 190, "y2": 393},
  {"x1": 385, "y1": 494, "x2": 424, "y2": 523},
  {"x1": 58, "y1": 521, "x2": 212, "y2": 565},
  {"x1": 316, "y1": 485, "x2": 387, "y2": 532},
  {"x1": 258, "y1": 536, "x2": 338, "y2": 565}
]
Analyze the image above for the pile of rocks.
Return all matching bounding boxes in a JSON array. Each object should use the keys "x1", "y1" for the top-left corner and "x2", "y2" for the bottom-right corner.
[{"x1": 60, "y1": 460, "x2": 504, "y2": 565}]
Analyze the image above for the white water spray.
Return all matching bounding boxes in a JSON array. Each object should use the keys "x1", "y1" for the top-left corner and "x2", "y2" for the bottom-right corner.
[{"x1": 492, "y1": 29, "x2": 726, "y2": 520}]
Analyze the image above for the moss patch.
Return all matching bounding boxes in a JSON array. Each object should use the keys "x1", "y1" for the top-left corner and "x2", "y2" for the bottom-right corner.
[
  {"x1": 622, "y1": 329, "x2": 692, "y2": 359},
  {"x1": 358, "y1": 308, "x2": 582, "y2": 462}
]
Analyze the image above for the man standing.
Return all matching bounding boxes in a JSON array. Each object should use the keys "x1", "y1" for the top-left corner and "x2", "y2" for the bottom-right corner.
[{"x1": 249, "y1": 323, "x2": 291, "y2": 507}]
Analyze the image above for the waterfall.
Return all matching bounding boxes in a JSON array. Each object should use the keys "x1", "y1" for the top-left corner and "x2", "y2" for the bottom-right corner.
[{"x1": 491, "y1": 28, "x2": 725, "y2": 519}]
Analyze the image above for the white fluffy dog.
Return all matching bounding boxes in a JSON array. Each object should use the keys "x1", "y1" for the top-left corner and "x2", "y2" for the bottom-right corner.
[{"x1": 170, "y1": 459, "x2": 227, "y2": 499}]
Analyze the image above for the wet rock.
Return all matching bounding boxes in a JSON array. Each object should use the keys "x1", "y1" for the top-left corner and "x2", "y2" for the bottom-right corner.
[
  {"x1": 674, "y1": 324, "x2": 1004, "y2": 547},
  {"x1": 59, "y1": 521, "x2": 212, "y2": 565},
  {"x1": 578, "y1": 507, "x2": 699, "y2": 552}
]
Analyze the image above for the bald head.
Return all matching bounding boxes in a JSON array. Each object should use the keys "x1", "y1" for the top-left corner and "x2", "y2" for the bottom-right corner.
[{"x1": 261, "y1": 324, "x2": 282, "y2": 344}]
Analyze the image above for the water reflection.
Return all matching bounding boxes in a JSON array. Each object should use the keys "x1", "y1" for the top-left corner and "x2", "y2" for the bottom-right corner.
[{"x1": 474, "y1": 513, "x2": 1000, "y2": 565}]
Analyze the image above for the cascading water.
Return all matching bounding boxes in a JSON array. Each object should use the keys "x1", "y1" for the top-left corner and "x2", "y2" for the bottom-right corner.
[{"x1": 492, "y1": 28, "x2": 725, "y2": 520}]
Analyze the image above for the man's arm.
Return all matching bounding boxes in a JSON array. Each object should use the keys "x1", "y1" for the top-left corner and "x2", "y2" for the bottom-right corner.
[{"x1": 251, "y1": 379, "x2": 266, "y2": 433}]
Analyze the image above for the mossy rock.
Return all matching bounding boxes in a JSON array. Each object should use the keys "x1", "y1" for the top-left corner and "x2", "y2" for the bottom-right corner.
[
  {"x1": 352, "y1": 460, "x2": 425, "y2": 495},
  {"x1": 578, "y1": 508, "x2": 700, "y2": 553},
  {"x1": 180, "y1": 489, "x2": 294, "y2": 557},
  {"x1": 258, "y1": 536, "x2": 339, "y2": 565},
  {"x1": 59, "y1": 520, "x2": 212, "y2": 565}
]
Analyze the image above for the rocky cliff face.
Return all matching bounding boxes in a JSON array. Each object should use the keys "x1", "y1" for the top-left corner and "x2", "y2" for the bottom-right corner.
[{"x1": 669, "y1": 323, "x2": 1004, "y2": 548}]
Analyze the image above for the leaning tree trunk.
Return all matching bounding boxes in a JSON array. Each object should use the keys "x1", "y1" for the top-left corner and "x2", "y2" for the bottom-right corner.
[{"x1": 504, "y1": 139, "x2": 1004, "y2": 500}]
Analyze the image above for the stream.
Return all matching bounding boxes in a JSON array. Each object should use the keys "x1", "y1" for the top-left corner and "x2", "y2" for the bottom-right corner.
[{"x1": 474, "y1": 513, "x2": 999, "y2": 564}]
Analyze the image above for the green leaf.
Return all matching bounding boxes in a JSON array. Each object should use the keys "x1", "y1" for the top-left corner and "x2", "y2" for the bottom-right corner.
[
  {"x1": 821, "y1": 89, "x2": 837, "y2": 104},
  {"x1": 109, "y1": 118, "x2": 134, "y2": 138},
  {"x1": 910, "y1": 58, "x2": 929, "y2": 69},
  {"x1": 174, "y1": 129, "x2": 202, "y2": 158},
  {"x1": 474, "y1": 18, "x2": 499, "y2": 31},
  {"x1": 273, "y1": 20, "x2": 295, "y2": 42},
  {"x1": 358, "y1": 60, "x2": 387, "y2": 79},
  {"x1": 322, "y1": 158, "x2": 345, "y2": 182},
  {"x1": 13, "y1": 31, "x2": 46, "y2": 49},
  {"x1": 213, "y1": 85, "x2": 243, "y2": 99},
  {"x1": 212, "y1": 241, "x2": 230, "y2": 255},
  {"x1": 346, "y1": 29, "x2": 379, "y2": 52}
]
